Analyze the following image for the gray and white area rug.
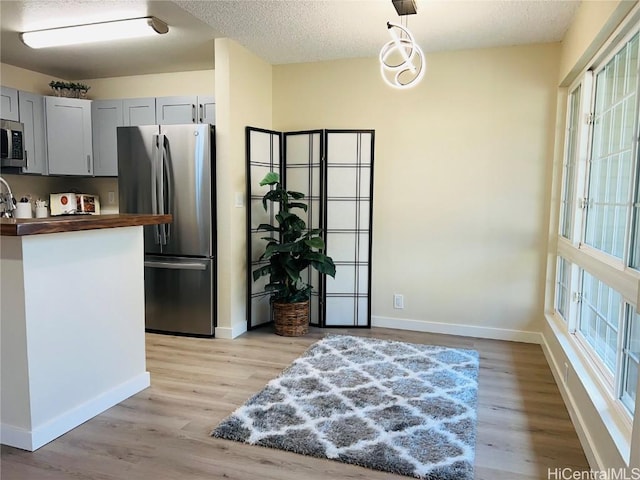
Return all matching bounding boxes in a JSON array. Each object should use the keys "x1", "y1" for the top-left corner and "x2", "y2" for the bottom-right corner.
[{"x1": 211, "y1": 335, "x2": 479, "y2": 480}]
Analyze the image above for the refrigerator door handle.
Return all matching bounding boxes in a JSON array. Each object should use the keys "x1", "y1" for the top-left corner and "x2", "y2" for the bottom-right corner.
[
  {"x1": 144, "y1": 260, "x2": 207, "y2": 271},
  {"x1": 161, "y1": 135, "x2": 171, "y2": 245},
  {"x1": 157, "y1": 134, "x2": 168, "y2": 245},
  {"x1": 151, "y1": 134, "x2": 160, "y2": 245}
]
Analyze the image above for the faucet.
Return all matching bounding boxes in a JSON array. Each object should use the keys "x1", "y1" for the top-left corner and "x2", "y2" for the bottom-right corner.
[{"x1": 0, "y1": 176, "x2": 16, "y2": 217}]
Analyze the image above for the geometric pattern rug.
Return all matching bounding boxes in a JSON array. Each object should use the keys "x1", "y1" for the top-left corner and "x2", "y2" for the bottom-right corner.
[{"x1": 211, "y1": 334, "x2": 479, "y2": 480}]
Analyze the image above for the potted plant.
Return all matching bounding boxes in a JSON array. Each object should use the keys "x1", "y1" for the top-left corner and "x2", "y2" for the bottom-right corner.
[
  {"x1": 74, "y1": 82, "x2": 91, "y2": 98},
  {"x1": 48, "y1": 80, "x2": 65, "y2": 96},
  {"x1": 48, "y1": 80, "x2": 91, "y2": 98},
  {"x1": 252, "y1": 172, "x2": 336, "y2": 336}
]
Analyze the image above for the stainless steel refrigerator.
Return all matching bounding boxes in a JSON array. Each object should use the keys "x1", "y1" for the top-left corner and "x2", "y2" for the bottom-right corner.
[{"x1": 117, "y1": 124, "x2": 216, "y2": 337}]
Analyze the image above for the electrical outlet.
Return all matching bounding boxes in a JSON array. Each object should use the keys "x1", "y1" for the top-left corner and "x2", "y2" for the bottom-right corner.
[
  {"x1": 107, "y1": 191, "x2": 115, "y2": 205},
  {"x1": 393, "y1": 294, "x2": 404, "y2": 309},
  {"x1": 234, "y1": 192, "x2": 244, "y2": 208}
]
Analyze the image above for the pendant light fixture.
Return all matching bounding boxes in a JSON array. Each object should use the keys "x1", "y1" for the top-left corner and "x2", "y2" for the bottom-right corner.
[
  {"x1": 21, "y1": 17, "x2": 169, "y2": 49},
  {"x1": 380, "y1": 0, "x2": 425, "y2": 89}
]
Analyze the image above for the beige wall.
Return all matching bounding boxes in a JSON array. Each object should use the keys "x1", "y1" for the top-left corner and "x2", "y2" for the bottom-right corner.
[
  {"x1": 0, "y1": 63, "x2": 62, "y2": 94},
  {"x1": 0, "y1": 63, "x2": 214, "y2": 99},
  {"x1": 80, "y1": 70, "x2": 215, "y2": 99},
  {"x1": 274, "y1": 43, "x2": 560, "y2": 338},
  {"x1": 214, "y1": 38, "x2": 272, "y2": 338}
]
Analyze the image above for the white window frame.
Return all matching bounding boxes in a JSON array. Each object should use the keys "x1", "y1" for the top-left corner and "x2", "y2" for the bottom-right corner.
[
  {"x1": 579, "y1": 27, "x2": 640, "y2": 269},
  {"x1": 621, "y1": 305, "x2": 639, "y2": 414},
  {"x1": 552, "y1": 18, "x2": 640, "y2": 426},
  {"x1": 560, "y1": 74, "x2": 593, "y2": 245}
]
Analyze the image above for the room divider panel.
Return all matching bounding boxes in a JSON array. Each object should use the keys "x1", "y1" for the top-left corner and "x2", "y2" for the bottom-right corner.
[
  {"x1": 283, "y1": 130, "x2": 324, "y2": 326},
  {"x1": 246, "y1": 127, "x2": 374, "y2": 330},
  {"x1": 246, "y1": 128, "x2": 282, "y2": 329},
  {"x1": 323, "y1": 130, "x2": 374, "y2": 327}
]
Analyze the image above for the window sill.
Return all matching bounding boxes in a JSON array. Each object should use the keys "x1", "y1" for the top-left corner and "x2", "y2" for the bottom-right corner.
[{"x1": 544, "y1": 312, "x2": 632, "y2": 467}]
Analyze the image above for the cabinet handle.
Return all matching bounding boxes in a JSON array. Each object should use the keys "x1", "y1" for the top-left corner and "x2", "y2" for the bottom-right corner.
[
  {"x1": 87, "y1": 154, "x2": 91, "y2": 173},
  {"x1": 191, "y1": 104, "x2": 196, "y2": 123},
  {"x1": 25, "y1": 150, "x2": 28, "y2": 169},
  {"x1": 199, "y1": 104, "x2": 203, "y2": 123}
]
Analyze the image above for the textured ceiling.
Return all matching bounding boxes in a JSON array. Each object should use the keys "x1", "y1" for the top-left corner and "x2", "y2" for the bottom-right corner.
[
  {"x1": 0, "y1": 0, "x2": 581, "y2": 80},
  {"x1": 176, "y1": 0, "x2": 581, "y2": 65}
]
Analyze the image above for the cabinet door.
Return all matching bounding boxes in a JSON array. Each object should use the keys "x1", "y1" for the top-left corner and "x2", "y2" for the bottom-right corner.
[
  {"x1": 45, "y1": 97, "x2": 93, "y2": 176},
  {"x1": 156, "y1": 96, "x2": 197, "y2": 124},
  {"x1": 198, "y1": 96, "x2": 215, "y2": 124},
  {"x1": 92, "y1": 100, "x2": 123, "y2": 176},
  {"x1": 123, "y1": 98, "x2": 156, "y2": 126},
  {"x1": 18, "y1": 91, "x2": 47, "y2": 175},
  {"x1": 1, "y1": 86, "x2": 19, "y2": 121}
]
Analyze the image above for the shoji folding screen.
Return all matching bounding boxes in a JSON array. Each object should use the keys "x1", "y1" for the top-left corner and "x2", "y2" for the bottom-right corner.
[
  {"x1": 324, "y1": 131, "x2": 374, "y2": 327},
  {"x1": 246, "y1": 127, "x2": 374, "y2": 329},
  {"x1": 246, "y1": 128, "x2": 281, "y2": 329}
]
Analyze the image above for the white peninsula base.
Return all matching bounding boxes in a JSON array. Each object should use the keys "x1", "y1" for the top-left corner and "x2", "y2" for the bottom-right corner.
[{"x1": 1, "y1": 226, "x2": 149, "y2": 451}]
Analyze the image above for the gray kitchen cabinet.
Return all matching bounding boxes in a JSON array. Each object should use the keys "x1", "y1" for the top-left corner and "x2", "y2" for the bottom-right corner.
[
  {"x1": 92, "y1": 99, "x2": 123, "y2": 176},
  {"x1": 199, "y1": 96, "x2": 215, "y2": 124},
  {"x1": 18, "y1": 91, "x2": 47, "y2": 175},
  {"x1": 1, "y1": 86, "x2": 19, "y2": 121},
  {"x1": 156, "y1": 95, "x2": 215, "y2": 124},
  {"x1": 123, "y1": 97, "x2": 156, "y2": 126},
  {"x1": 45, "y1": 96, "x2": 93, "y2": 176}
]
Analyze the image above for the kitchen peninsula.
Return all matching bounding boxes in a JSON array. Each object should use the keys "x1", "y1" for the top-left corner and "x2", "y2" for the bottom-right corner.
[{"x1": 0, "y1": 214, "x2": 171, "y2": 451}]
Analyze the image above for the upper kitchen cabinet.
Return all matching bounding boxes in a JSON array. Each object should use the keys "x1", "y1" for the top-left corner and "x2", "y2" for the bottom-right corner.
[
  {"x1": 123, "y1": 98, "x2": 156, "y2": 126},
  {"x1": 199, "y1": 96, "x2": 215, "y2": 124},
  {"x1": 92, "y1": 100, "x2": 123, "y2": 176},
  {"x1": 156, "y1": 96, "x2": 215, "y2": 125},
  {"x1": 18, "y1": 91, "x2": 47, "y2": 175},
  {"x1": 45, "y1": 97, "x2": 93, "y2": 176},
  {"x1": 1, "y1": 87, "x2": 19, "y2": 121}
]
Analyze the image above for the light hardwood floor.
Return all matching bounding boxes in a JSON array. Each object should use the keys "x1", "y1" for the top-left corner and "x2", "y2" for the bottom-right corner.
[{"x1": 1, "y1": 327, "x2": 589, "y2": 480}]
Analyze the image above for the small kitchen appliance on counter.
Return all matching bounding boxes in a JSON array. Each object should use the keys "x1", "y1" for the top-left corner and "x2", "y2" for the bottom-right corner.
[
  {"x1": 50, "y1": 193, "x2": 100, "y2": 215},
  {"x1": 50, "y1": 193, "x2": 77, "y2": 215},
  {"x1": 76, "y1": 194, "x2": 100, "y2": 214}
]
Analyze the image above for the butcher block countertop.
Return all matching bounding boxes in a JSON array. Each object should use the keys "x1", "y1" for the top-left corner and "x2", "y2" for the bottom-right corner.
[{"x1": 0, "y1": 214, "x2": 172, "y2": 236}]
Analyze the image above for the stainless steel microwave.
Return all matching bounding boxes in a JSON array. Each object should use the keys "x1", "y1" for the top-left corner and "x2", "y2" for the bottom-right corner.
[{"x1": 1, "y1": 119, "x2": 26, "y2": 168}]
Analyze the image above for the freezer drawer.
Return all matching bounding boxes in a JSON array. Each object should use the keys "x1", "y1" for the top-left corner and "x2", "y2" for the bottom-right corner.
[{"x1": 144, "y1": 256, "x2": 215, "y2": 336}]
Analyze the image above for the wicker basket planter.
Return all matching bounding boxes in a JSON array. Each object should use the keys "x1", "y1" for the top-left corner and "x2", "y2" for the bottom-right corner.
[{"x1": 273, "y1": 300, "x2": 309, "y2": 337}]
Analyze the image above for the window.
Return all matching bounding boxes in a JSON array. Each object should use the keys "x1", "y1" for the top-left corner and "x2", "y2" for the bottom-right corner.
[
  {"x1": 578, "y1": 271, "x2": 621, "y2": 374},
  {"x1": 584, "y1": 32, "x2": 639, "y2": 260},
  {"x1": 621, "y1": 306, "x2": 639, "y2": 414},
  {"x1": 556, "y1": 256, "x2": 571, "y2": 321},
  {"x1": 560, "y1": 86, "x2": 582, "y2": 239},
  {"x1": 553, "y1": 23, "x2": 640, "y2": 420}
]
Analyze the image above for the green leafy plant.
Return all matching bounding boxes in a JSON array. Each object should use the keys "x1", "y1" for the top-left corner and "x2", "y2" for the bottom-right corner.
[
  {"x1": 48, "y1": 80, "x2": 91, "y2": 94},
  {"x1": 48, "y1": 80, "x2": 65, "y2": 89},
  {"x1": 252, "y1": 172, "x2": 336, "y2": 303},
  {"x1": 74, "y1": 82, "x2": 91, "y2": 92}
]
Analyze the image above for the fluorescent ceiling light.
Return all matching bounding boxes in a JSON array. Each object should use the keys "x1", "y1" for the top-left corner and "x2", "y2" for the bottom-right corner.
[{"x1": 20, "y1": 17, "x2": 169, "y2": 49}]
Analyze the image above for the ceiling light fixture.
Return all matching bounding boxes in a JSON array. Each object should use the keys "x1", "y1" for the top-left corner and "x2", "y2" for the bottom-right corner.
[
  {"x1": 20, "y1": 17, "x2": 169, "y2": 49},
  {"x1": 380, "y1": 0, "x2": 425, "y2": 89}
]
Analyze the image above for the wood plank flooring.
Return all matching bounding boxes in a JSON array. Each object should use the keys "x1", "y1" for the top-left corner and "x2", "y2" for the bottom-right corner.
[{"x1": 1, "y1": 327, "x2": 589, "y2": 480}]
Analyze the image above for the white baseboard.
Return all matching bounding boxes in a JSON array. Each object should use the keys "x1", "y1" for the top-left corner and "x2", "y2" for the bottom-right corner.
[
  {"x1": 1, "y1": 372, "x2": 150, "y2": 452},
  {"x1": 539, "y1": 331, "x2": 602, "y2": 470},
  {"x1": 215, "y1": 322, "x2": 248, "y2": 339},
  {"x1": 372, "y1": 316, "x2": 543, "y2": 344}
]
